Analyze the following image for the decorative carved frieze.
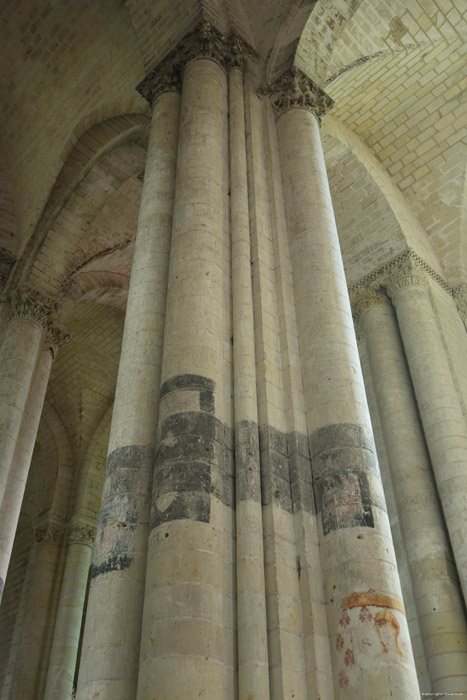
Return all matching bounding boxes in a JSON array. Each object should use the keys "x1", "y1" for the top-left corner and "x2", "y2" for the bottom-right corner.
[
  {"x1": 452, "y1": 284, "x2": 467, "y2": 329},
  {"x1": 137, "y1": 22, "x2": 255, "y2": 104},
  {"x1": 34, "y1": 521, "x2": 63, "y2": 545},
  {"x1": 8, "y1": 288, "x2": 58, "y2": 330},
  {"x1": 348, "y1": 250, "x2": 448, "y2": 305},
  {"x1": 385, "y1": 253, "x2": 428, "y2": 300},
  {"x1": 350, "y1": 286, "x2": 391, "y2": 321},
  {"x1": 68, "y1": 525, "x2": 96, "y2": 547},
  {"x1": 263, "y1": 66, "x2": 334, "y2": 118}
]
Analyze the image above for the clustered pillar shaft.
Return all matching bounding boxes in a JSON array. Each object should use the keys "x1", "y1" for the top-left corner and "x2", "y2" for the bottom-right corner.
[
  {"x1": 4, "y1": 23, "x2": 467, "y2": 700},
  {"x1": 355, "y1": 288, "x2": 467, "y2": 692},
  {"x1": 275, "y1": 80, "x2": 420, "y2": 698},
  {"x1": 9, "y1": 523, "x2": 62, "y2": 700},
  {"x1": 0, "y1": 346, "x2": 53, "y2": 595},
  {"x1": 386, "y1": 263, "x2": 467, "y2": 602},
  {"x1": 229, "y1": 64, "x2": 270, "y2": 700},
  {"x1": 0, "y1": 290, "x2": 60, "y2": 602},
  {"x1": 44, "y1": 526, "x2": 95, "y2": 700},
  {"x1": 137, "y1": 56, "x2": 229, "y2": 699},
  {"x1": 76, "y1": 89, "x2": 180, "y2": 700}
]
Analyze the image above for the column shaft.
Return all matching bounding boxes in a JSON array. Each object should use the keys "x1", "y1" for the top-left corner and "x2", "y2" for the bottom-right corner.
[
  {"x1": 76, "y1": 90, "x2": 180, "y2": 700},
  {"x1": 44, "y1": 530, "x2": 93, "y2": 700},
  {"x1": 230, "y1": 66, "x2": 269, "y2": 700},
  {"x1": 0, "y1": 318, "x2": 43, "y2": 510},
  {"x1": 0, "y1": 347, "x2": 53, "y2": 596},
  {"x1": 9, "y1": 525, "x2": 62, "y2": 700},
  {"x1": 360, "y1": 297, "x2": 467, "y2": 692},
  {"x1": 137, "y1": 57, "x2": 229, "y2": 700},
  {"x1": 277, "y1": 105, "x2": 419, "y2": 698},
  {"x1": 388, "y1": 272, "x2": 467, "y2": 601}
]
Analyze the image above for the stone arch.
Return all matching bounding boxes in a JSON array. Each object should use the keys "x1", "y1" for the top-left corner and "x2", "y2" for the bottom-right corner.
[
  {"x1": 40, "y1": 401, "x2": 74, "y2": 526},
  {"x1": 70, "y1": 404, "x2": 113, "y2": 529},
  {"x1": 59, "y1": 269, "x2": 131, "y2": 324},
  {"x1": 321, "y1": 114, "x2": 442, "y2": 274},
  {"x1": 7, "y1": 113, "x2": 150, "y2": 295}
]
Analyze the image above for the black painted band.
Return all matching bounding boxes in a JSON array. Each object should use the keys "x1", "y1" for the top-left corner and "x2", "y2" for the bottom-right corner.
[
  {"x1": 310, "y1": 423, "x2": 383, "y2": 534},
  {"x1": 91, "y1": 444, "x2": 154, "y2": 579}
]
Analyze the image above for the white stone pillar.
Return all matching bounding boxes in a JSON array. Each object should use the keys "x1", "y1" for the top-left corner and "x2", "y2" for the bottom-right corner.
[
  {"x1": 0, "y1": 327, "x2": 65, "y2": 600},
  {"x1": 229, "y1": 62, "x2": 269, "y2": 700},
  {"x1": 386, "y1": 255, "x2": 467, "y2": 601},
  {"x1": 0, "y1": 289, "x2": 57, "y2": 600},
  {"x1": 44, "y1": 525, "x2": 95, "y2": 700},
  {"x1": 273, "y1": 67, "x2": 420, "y2": 698},
  {"x1": 76, "y1": 81, "x2": 181, "y2": 699},
  {"x1": 9, "y1": 521, "x2": 63, "y2": 700},
  {"x1": 137, "y1": 30, "x2": 231, "y2": 699},
  {"x1": 354, "y1": 286, "x2": 467, "y2": 693}
]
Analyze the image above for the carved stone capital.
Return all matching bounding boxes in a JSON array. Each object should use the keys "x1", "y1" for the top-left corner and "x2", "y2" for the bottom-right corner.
[
  {"x1": 44, "y1": 322, "x2": 71, "y2": 357},
  {"x1": 263, "y1": 66, "x2": 334, "y2": 118},
  {"x1": 385, "y1": 253, "x2": 428, "y2": 300},
  {"x1": 350, "y1": 286, "x2": 391, "y2": 321},
  {"x1": 8, "y1": 288, "x2": 58, "y2": 330},
  {"x1": 68, "y1": 525, "x2": 96, "y2": 547},
  {"x1": 452, "y1": 284, "x2": 467, "y2": 328},
  {"x1": 34, "y1": 521, "x2": 63, "y2": 545},
  {"x1": 137, "y1": 23, "x2": 255, "y2": 104}
]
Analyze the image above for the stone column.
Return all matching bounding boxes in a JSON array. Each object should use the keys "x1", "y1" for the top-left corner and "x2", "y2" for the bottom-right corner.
[
  {"x1": 273, "y1": 67, "x2": 420, "y2": 698},
  {"x1": 44, "y1": 525, "x2": 95, "y2": 700},
  {"x1": 136, "y1": 25, "x2": 232, "y2": 700},
  {"x1": 0, "y1": 328, "x2": 66, "y2": 601},
  {"x1": 0, "y1": 289, "x2": 58, "y2": 600},
  {"x1": 9, "y1": 521, "x2": 63, "y2": 700},
  {"x1": 386, "y1": 255, "x2": 467, "y2": 602},
  {"x1": 229, "y1": 60, "x2": 269, "y2": 699},
  {"x1": 76, "y1": 75, "x2": 181, "y2": 698},
  {"x1": 354, "y1": 286, "x2": 467, "y2": 693},
  {"x1": 0, "y1": 290, "x2": 55, "y2": 504}
]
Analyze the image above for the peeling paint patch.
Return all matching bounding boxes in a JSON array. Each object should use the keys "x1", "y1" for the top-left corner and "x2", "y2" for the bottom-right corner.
[
  {"x1": 317, "y1": 469, "x2": 374, "y2": 534},
  {"x1": 342, "y1": 591, "x2": 405, "y2": 616},
  {"x1": 91, "y1": 553, "x2": 132, "y2": 578},
  {"x1": 236, "y1": 420, "x2": 261, "y2": 503}
]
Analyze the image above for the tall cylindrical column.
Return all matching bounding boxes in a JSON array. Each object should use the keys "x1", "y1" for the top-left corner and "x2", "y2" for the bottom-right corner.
[
  {"x1": 137, "y1": 54, "x2": 229, "y2": 700},
  {"x1": 0, "y1": 291, "x2": 53, "y2": 506},
  {"x1": 0, "y1": 290, "x2": 57, "y2": 602},
  {"x1": 274, "y1": 67, "x2": 420, "y2": 698},
  {"x1": 229, "y1": 64, "x2": 269, "y2": 700},
  {"x1": 0, "y1": 344, "x2": 55, "y2": 597},
  {"x1": 386, "y1": 256, "x2": 467, "y2": 601},
  {"x1": 355, "y1": 286, "x2": 467, "y2": 693},
  {"x1": 44, "y1": 525, "x2": 94, "y2": 700},
  {"x1": 76, "y1": 88, "x2": 181, "y2": 700},
  {"x1": 9, "y1": 521, "x2": 62, "y2": 700}
]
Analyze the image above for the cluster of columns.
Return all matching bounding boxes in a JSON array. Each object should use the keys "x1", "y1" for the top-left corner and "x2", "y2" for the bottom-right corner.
[
  {"x1": 0, "y1": 20, "x2": 467, "y2": 700},
  {"x1": 351, "y1": 258, "x2": 467, "y2": 693},
  {"x1": 0, "y1": 289, "x2": 66, "y2": 600}
]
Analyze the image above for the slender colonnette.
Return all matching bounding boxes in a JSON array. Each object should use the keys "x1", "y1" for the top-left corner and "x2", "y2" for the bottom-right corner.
[
  {"x1": 0, "y1": 290, "x2": 63, "y2": 602},
  {"x1": 385, "y1": 255, "x2": 467, "y2": 606},
  {"x1": 353, "y1": 285, "x2": 467, "y2": 692}
]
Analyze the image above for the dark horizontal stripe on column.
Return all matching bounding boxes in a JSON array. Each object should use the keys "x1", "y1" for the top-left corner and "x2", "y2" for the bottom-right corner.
[
  {"x1": 159, "y1": 373, "x2": 215, "y2": 414},
  {"x1": 151, "y1": 409, "x2": 234, "y2": 529},
  {"x1": 91, "y1": 444, "x2": 154, "y2": 578},
  {"x1": 310, "y1": 423, "x2": 385, "y2": 535}
]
